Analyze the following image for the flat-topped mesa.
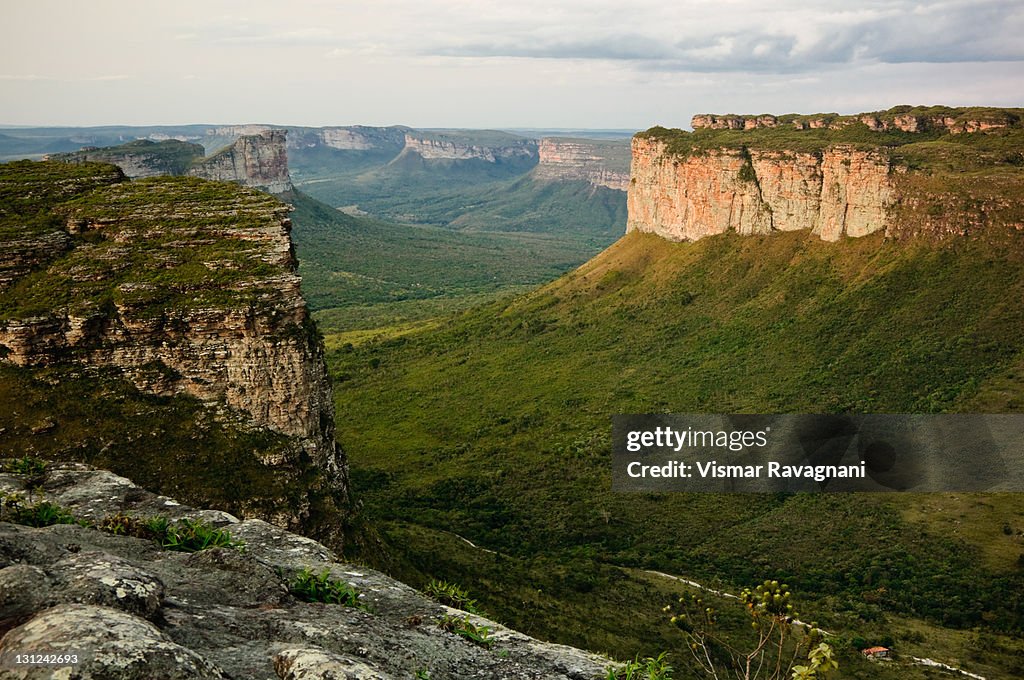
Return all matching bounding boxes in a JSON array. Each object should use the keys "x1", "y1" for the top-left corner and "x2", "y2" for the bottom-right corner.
[
  {"x1": 400, "y1": 131, "x2": 538, "y2": 162},
  {"x1": 189, "y1": 129, "x2": 293, "y2": 193},
  {"x1": 630, "y1": 106, "x2": 1024, "y2": 243},
  {"x1": 533, "y1": 138, "x2": 631, "y2": 191},
  {"x1": 0, "y1": 161, "x2": 346, "y2": 535},
  {"x1": 691, "y1": 105, "x2": 1024, "y2": 134}
]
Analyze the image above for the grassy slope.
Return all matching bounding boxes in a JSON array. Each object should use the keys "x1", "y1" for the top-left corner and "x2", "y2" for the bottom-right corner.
[
  {"x1": 329, "y1": 230, "x2": 1024, "y2": 677},
  {"x1": 285, "y1": 190, "x2": 612, "y2": 332}
]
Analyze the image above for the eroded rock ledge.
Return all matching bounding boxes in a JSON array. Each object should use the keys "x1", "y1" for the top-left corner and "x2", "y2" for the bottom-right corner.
[
  {"x1": 0, "y1": 162, "x2": 346, "y2": 539},
  {"x1": 0, "y1": 464, "x2": 611, "y2": 680}
]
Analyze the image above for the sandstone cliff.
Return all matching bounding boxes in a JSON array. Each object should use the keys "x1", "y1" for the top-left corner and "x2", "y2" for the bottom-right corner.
[
  {"x1": 0, "y1": 161, "x2": 345, "y2": 538},
  {"x1": 629, "y1": 106, "x2": 1024, "y2": 243},
  {"x1": 0, "y1": 463, "x2": 611, "y2": 679},
  {"x1": 533, "y1": 138, "x2": 630, "y2": 191},
  {"x1": 400, "y1": 132, "x2": 537, "y2": 163},
  {"x1": 627, "y1": 137, "x2": 894, "y2": 241},
  {"x1": 190, "y1": 130, "x2": 293, "y2": 193},
  {"x1": 287, "y1": 125, "x2": 408, "y2": 153}
]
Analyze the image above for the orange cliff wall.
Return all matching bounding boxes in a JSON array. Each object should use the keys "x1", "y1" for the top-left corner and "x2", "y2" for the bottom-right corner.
[{"x1": 626, "y1": 137, "x2": 896, "y2": 242}]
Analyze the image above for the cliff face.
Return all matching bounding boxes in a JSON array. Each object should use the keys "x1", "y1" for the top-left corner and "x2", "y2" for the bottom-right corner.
[
  {"x1": 287, "y1": 125, "x2": 408, "y2": 152},
  {"x1": 189, "y1": 130, "x2": 293, "y2": 193},
  {"x1": 0, "y1": 161, "x2": 345, "y2": 536},
  {"x1": 533, "y1": 138, "x2": 630, "y2": 191},
  {"x1": 401, "y1": 133, "x2": 537, "y2": 163},
  {"x1": 627, "y1": 138, "x2": 894, "y2": 242}
]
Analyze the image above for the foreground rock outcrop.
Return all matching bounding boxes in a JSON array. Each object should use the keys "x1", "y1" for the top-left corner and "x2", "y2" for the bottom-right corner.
[
  {"x1": 0, "y1": 161, "x2": 346, "y2": 538},
  {"x1": 0, "y1": 464, "x2": 611, "y2": 680}
]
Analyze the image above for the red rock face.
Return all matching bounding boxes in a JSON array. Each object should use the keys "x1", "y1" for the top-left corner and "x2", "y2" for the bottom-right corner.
[{"x1": 626, "y1": 138, "x2": 893, "y2": 242}]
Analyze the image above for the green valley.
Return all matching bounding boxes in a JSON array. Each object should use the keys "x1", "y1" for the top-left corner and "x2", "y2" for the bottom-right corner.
[{"x1": 327, "y1": 228, "x2": 1024, "y2": 678}]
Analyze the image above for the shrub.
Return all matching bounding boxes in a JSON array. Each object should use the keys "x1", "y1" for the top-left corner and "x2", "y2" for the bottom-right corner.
[
  {"x1": 423, "y1": 579, "x2": 483, "y2": 614},
  {"x1": 0, "y1": 456, "x2": 48, "y2": 475}
]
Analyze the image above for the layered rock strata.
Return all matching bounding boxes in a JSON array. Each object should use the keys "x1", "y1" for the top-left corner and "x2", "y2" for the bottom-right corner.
[
  {"x1": 0, "y1": 162, "x2": 346, "y2": 530},
  {"x1": 533, "y1": 139, "x2": 630, "y2": 191},
  {"x1": 190, "y1": 130, "x2": 293, "y2": 193},
  {"x1": 627, "y1": 138, "x2": 894, "y2": 242},
  {"x1": 401, "y1": 133, "x2": 537, "y2": 162}
]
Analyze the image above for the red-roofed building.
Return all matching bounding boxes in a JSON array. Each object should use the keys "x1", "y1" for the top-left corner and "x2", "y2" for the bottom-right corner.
[{"x1": 862, "y1": 646, "x2": 891, "y2": 659}]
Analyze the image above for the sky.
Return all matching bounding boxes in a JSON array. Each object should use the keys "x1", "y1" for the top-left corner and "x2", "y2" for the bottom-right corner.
[{"x1": 2, "y1": 0, "x2": 1023, "y2": 129}]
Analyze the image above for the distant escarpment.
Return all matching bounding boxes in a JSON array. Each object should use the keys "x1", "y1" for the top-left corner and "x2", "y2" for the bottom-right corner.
[
  {"x1": 533, "y1": 138, "x2": 630, "y2": 191},
  {"x1": 0, "y1": 161, "x2": 346, "y2": 543},
  {"x1": 51, "y1": 131, "x2": 293, "y2": 193},
  {"x1": 629, "y1": 106, "x2": 1024, "y2": 242},
  {"x1": 287, "y1": 125, "x2": 409, "y2": 153},
  {"x1": 400, "y1": 131, "x2": 537, "y2": 163}
]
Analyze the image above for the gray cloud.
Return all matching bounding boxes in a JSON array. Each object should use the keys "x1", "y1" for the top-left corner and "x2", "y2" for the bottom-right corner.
[{"x1": 417, "y1": 0, "x2": 1024, "y2": 73}]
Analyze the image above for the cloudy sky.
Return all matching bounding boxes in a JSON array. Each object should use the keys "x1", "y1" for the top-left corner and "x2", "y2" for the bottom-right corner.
[{"x1": 2, "y1": 0, "x2": 1022, "y2": 129}]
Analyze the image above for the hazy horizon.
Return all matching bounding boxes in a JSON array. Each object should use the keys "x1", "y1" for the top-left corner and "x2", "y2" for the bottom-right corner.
[{"x1": 3, "y1": 1, "x2": 1023, "y2": 129}]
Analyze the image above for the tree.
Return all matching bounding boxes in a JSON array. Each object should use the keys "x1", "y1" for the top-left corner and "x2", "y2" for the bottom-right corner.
[{"x1": 664, "y1": 580, "x2": 838, "y2": 680}]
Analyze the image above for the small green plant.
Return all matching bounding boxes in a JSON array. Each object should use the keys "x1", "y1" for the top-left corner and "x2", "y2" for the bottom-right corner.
[
  {"x1": 1, "y1": 456, "x2": 48, "y2": 475},
  {"x1": 96, "y1": 514, "x2": 241, "y2": 552},
  {"x1": 437, "y1": 613, "x2": 492, "y2": 648},
  {"x1": 607, "y1": 652, "x2": 674, "y2": 680},
  {"x1": 415, "y1": 670, "x2": 430, "y2": 679},
  {"x1": 0, "y1": 493, "x2": 77, "y2": 527},
  {"x1": 160, "y1": 518, "x2": 241, "y2": 552},
  {"x1": 289, "y1": 568, "x2": 362, "y2": 607},
  {"x1": 423, "y1": 579, "x2": 483, "y2": 615}
]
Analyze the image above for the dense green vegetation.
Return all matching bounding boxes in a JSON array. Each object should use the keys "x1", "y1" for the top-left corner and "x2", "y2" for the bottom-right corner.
[
  {"x1": 359, "y1": 175, "x2": 627, "y2": 237},
  {"x1": 286, "y1": 190, "x2": 614, "y2": 332},
  {"x1": 329, "y1": 229, "x2": 1024, "y2": 678}
]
